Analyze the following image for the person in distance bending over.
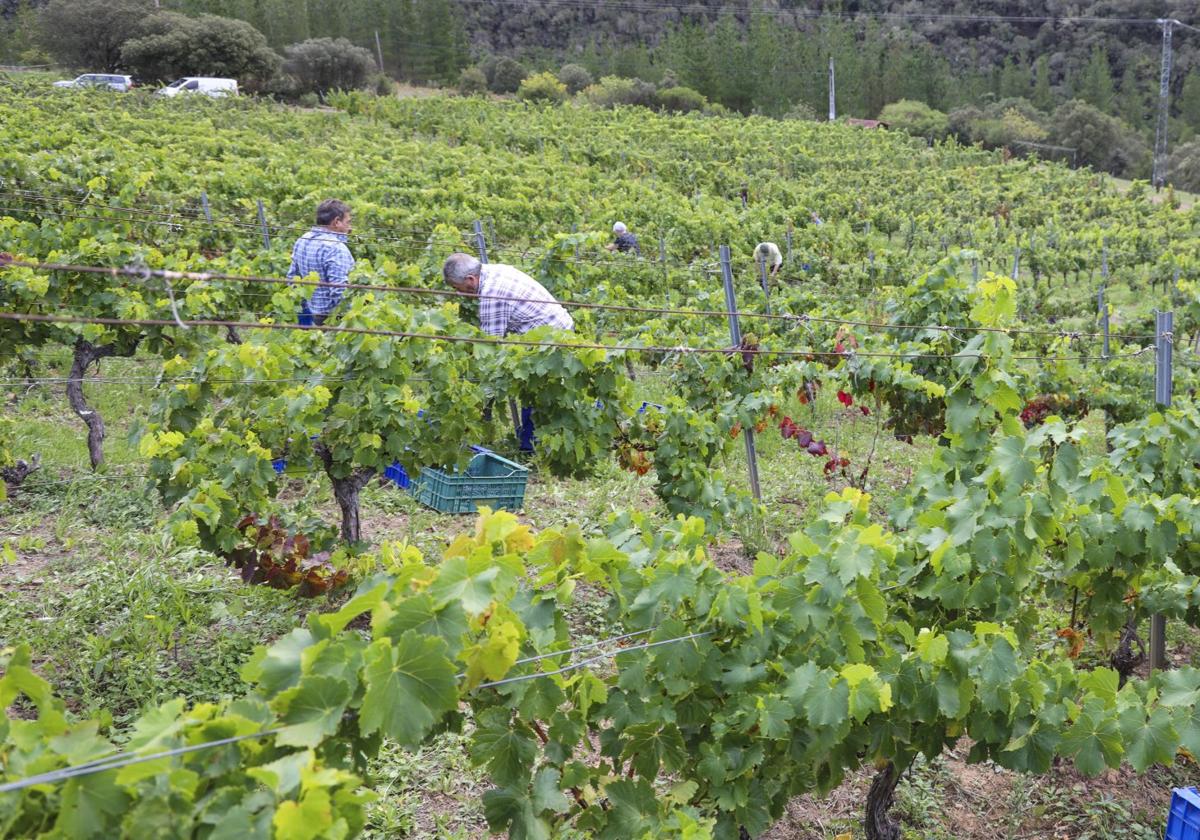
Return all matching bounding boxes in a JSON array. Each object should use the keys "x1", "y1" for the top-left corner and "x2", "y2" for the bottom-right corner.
[
  {"x1": 443, "y1": 253, "x2": 574, "y2": 452},
  {"x1": 754, "y1": 241, "x2": 783, "y2": 278},
  {"x1": 606, "y1": 221, "x2": 641, "y2": 255},
  {"x1": 287, "y1": 199, "x2": 355, "y2": 326}
]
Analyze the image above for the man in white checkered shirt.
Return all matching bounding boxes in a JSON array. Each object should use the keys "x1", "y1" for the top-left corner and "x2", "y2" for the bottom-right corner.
[{"x1": 442, "y1": 253, "x2": 574, "y2": 336}]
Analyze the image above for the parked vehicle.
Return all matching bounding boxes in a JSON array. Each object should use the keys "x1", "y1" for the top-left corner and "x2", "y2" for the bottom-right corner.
[
  {"x1": 53, "y1": 74, "x2": 134, "y2": 92},
  {"x1": 157, "y1": 77, "x2": 238, "y2": 98}
]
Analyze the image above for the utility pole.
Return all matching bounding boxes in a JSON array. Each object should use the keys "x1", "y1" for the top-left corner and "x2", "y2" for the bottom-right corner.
[
  {"x1": 828, "y1": 56, "x2": 836, "y2": 122},
  {"x1": 1153, "y1": 19, "x2": 1176, "y2": 190}
]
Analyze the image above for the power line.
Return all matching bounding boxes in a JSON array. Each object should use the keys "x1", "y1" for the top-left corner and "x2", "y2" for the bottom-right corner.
[{"x1": 449, "y1": 0, "x2": 1183, "y2": 27}]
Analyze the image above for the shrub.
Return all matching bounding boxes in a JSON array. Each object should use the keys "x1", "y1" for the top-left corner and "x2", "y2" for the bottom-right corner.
[
  {"x1": 297, "y1": 91, "x2": 320, "y2": 108},
  {"x1": 458, "y1": 66, "x2": 488, "y2": 95},
  {"x1": 282, "y1": 37, "x2": 377, "y2": 97},
  {"x1": 490, "y1": 57, "x2": 526, "y2": 94},
  {"x1": 370, "y1": 73, "x2": 394, "y2": 97},
  {"x1": 120, "y1": 12, "x2": 281, "y2": 86},
  {"x1": 477, "y1": 55, "x2": 499, "y2": 85},
  {"x1": 781, "y1": 101, "x2": 818, "y2": 121},
  {"x1": 655, "y1": 85, "x2": 708, "y2": 114},
  {"x1": 518, "y1": 71, "x2": 567, "y2": 103},
  {"x1": 878, "y1": 99, "x2": 950, "y2": 141},
  {"x1": 557, "y1": 63, "x2": 593, "y2": 95},
  {"x1": 580, "y1": 75, "x2": 656, "y2": 109},
  {"x1": 1169, "y1": 140, "x2": 1200, "y2": 191},
  {"x1": 1051, "y1": 99, "x2": 1148, "y2": 176}
]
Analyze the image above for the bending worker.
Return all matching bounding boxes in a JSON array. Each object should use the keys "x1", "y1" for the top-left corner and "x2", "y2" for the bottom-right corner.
[
  {"x1": 754, "y1": 241, "x2": 783, "y2": 277},
  {"x1": 606, "y1": 221, "x2": 641, "y2": 255},
  {"x1": 288, "y1": 198, "x2": 354, "y2": 325},
  {"x1": 443, "y1": 253, "x2": 574, "y2": 451},
  {"x1": 442, "y1": 253, "x2": 574, "y2": 336}
]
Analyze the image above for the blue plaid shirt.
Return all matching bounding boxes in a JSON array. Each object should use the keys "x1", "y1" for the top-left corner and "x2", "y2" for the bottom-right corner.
[{"x1": 287, "y1": 228, "x2": 355, "y2": 316}]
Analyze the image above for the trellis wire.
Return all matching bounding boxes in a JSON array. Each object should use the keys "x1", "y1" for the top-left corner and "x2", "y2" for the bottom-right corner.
[{"x1": 1, "y1": 257, "x2": 1154, "y2": 340}]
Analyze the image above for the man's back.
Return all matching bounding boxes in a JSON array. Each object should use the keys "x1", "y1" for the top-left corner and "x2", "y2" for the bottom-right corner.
[
  {"x1": 288, "y1": 227, "x2": 355, "y2": 317},
  {"x1": 478, "y1": 264, "x2": 574, "y2": 336}
]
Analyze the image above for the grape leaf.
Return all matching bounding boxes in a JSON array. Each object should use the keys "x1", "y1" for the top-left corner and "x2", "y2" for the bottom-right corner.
[
  {"x1": 272, "y1": 675, "x2": 352, "y2": 748},
  {"x1": 360, "y1": 632, "x2": 457, "y2": 748}
]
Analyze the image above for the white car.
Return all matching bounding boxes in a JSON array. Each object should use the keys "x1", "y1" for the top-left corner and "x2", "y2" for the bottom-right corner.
[
  {"x1": 157, "y1": 77, "x2": 238, "y2": 98},
  {"x1": 53, "y1": 73, "x2": 134, "y2": 92}
]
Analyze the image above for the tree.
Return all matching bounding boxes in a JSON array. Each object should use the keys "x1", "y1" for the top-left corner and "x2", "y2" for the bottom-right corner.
[
  {"x1": 283, "y1": 37, "x2": 377, "y2": 97},
  {"x1": 1117, "y1": 62, "x2": 1148, "y2": 130},
  {"x1": 1031, "y1": 54, "x2": 1054, "y2": 111},
  {"x1": 120, "y1": 12, "x2": 282, "y2": 85},
  {"x1": 489, "y1": 56, "x2": 526, "y2": 94},
  {"x1": 1052, "y1": 99, "x2": 1148, "y2": 177},
  {"x1": 38, "y1": 0, "x2": 150, "y2": 71},
  {"x1": 878, "y1": 99, "x2": 949, "y2": 141},
  {"x1": 1179, "y1": 71, "x2": 1200, "y2": 134},
  {"x1": 517, "y1": 71, "x2": 567, "y2": 103},
  {"x1": 557, "y1": 63, "x2": 593, "y2": 95},
  {"x1": 1078, "y1": 45, "x2": 1116, "y2": 112},
  {"x1": 0, "y1": 0, "x2": 46, "y2": 65},
  {"x1": 997, "y1": 57, "x2": 1029, "y2": 100}
]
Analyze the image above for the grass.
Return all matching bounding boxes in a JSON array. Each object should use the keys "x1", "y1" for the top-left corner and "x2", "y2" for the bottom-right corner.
[{"x1": 1110, "y1": 175, "x2": 1199, "y2": 211}]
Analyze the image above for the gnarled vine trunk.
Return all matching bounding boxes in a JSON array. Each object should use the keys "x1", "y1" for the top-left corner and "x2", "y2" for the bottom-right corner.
[
  {"x1": 1111, "y1": 616, "x2": 1146, "y2": 687},
  {"x1": 864, "y1": 761, "x2": 902, "y2": 840},
  {"x1": 315, "y1": 443, "x2": 375, "y2": 543},
  {"x1": 67, "y1": 337, "x2": 137, "y2": 470},
  {"x1": 1, "y1": 453, "x2": 40, "y2": 489}
]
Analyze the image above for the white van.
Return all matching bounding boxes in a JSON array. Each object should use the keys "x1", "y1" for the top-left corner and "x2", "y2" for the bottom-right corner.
[{"x1": 158, "y1": 77, "x2": 238, "y2": 98}]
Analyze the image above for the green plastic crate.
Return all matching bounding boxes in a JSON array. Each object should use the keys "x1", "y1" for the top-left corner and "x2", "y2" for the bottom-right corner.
[{"x1": 411, "y1": 450, "x2": 529, "y2": 514}]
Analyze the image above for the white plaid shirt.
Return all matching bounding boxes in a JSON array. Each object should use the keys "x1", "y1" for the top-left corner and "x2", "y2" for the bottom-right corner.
[
  {"x1": 287, "y1": 228, "x2": 355, "y2": 315},
  {"x1": 478, "y1": 264, "x2": 574, "y2": 336}
]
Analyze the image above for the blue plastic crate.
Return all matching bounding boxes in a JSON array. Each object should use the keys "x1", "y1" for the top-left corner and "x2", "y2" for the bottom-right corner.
[
  {"x1": 411, "y1": 449, "x2": 528, "y2": 514},
  {"x1": 383, "y1": 461, "x2": 410, "y2": 489},
  {"x1": 1167, "y1": 787, "x2": 1200, "y2": 840}
]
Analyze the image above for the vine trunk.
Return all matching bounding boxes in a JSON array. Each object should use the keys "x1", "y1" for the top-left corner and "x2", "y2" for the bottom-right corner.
[{"x1": 864, "y1": 761, "x2": 902, "y2": 840}]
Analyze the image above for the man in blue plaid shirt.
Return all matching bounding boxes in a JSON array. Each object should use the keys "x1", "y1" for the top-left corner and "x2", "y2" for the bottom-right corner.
[{"x1": 288, "y1": 199, "x2": 355, "y2": 325}]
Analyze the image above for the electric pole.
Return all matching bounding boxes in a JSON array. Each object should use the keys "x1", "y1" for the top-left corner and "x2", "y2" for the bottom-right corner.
[
  {"x1": 828, "y1": 56, "x2": 836, "y2": 122},
  {"x1": 1153, "y1": 19, "x2": 1177, "y2": 190}
]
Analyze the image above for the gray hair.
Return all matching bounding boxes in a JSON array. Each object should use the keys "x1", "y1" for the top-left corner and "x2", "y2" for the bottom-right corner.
[{"x1": 443, "y1": 252, "x2": 483, "y2": 288}]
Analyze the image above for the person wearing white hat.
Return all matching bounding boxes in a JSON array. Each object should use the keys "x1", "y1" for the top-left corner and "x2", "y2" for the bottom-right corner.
[{"x1": 606, "y1": 221, "x2": 641, "y2": 255}]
